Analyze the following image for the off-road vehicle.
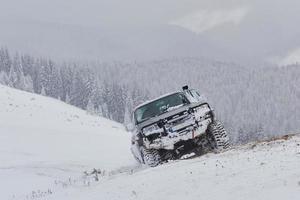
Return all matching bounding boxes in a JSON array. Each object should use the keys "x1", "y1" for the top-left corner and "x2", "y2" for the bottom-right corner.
[{"x1": 130, "y1": 86, "x2": 230, "y2": 167}]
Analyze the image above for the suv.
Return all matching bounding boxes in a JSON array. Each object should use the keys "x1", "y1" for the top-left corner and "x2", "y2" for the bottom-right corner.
[{"x1": 130, "y1": 86, "x2": 230, "y2": 167}]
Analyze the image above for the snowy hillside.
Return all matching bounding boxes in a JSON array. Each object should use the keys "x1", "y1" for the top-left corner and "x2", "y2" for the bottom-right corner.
[
  {"x1": 57, "y1": 135, "x2": 300, "y2": 200},
  {"x1": 1, "y1": 85, "x2": 299, "y2": 200},
  {"x1": 0, "y1": 85, "x2": 134, "y2": 199}
]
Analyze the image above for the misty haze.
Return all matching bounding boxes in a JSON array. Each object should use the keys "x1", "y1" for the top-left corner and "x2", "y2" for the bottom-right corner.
[
  {"x1": 0, "y1": 0, "x2": 300, "y2": 64},
  {"x1": 0, "y1": 0, "x2": 299, "y2": 200}
]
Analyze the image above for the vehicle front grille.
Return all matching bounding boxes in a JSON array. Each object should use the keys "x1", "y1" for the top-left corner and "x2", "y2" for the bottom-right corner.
[
  {"x1": 165, "y1": 111, "x2": 195, "y2": 133},
  {"x1": 146, "y1": 133, "x2": 160, "y2": 141}
]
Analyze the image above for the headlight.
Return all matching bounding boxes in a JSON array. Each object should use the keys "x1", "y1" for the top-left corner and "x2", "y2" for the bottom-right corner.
[
  {"x1": 193, "y1": 104, "x2": 212, "y2": 121},
  {"x1": 142, "y1": 124, "x2": 163, "y2": 136}
]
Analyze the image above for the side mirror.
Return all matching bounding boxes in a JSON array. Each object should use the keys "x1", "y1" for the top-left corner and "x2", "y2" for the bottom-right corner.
[{"x1": 182, "y1": 85, "x2": 189, "y2": 91}]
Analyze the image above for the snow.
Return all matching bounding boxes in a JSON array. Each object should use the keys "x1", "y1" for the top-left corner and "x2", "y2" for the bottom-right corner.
[
  {"x1": 0, "y1": 85, "x2": 134, "y2": 199},
  {"x1": 1, "y1": 84, "x2": 300, "y2": 200},
  {"x1": 52, "y1": 135, "x2": 300, "y2": 200}
]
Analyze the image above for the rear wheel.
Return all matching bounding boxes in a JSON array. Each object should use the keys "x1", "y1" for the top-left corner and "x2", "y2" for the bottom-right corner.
[
  {"x1": 141, "y1": 147, "x2": 162, "y2": 167},
  {"x1": 207, "y1": 121, "x2": 230, "y2": 151}
]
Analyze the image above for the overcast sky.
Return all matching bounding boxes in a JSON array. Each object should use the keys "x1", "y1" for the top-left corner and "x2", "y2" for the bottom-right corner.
[{"x1": 1, "y1": 0, "x2": 300, "y2": 65}]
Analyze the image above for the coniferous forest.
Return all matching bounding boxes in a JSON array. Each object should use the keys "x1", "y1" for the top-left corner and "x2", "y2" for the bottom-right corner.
[{"x1": 1, "y1": 47, "x2": 299, "y2": 143}]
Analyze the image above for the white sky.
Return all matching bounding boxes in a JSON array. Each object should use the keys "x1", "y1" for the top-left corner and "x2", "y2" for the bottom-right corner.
[
  {"x1": 1, "y1": 0, "x2": 300, "y2": 65},
  {"x1": 0, "y1": 0, "x2": 255, "y2": 28}
]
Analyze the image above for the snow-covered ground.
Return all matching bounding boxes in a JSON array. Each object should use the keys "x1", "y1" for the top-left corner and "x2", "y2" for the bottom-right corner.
[
  {"x1": 0, "y1": 85, "x2": 134, "y2": 199},
  {"x1": 1, "y1": 85, "x2": 300, "y2": 200}
]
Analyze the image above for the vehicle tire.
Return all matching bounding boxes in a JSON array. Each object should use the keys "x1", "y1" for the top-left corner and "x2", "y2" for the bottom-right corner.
[
  {"x1": 141, "y1": 147, "x2": 162, "y2": 167},
  {"x1": 207, "y1": 121, "x2": 230, "y2": 151}
]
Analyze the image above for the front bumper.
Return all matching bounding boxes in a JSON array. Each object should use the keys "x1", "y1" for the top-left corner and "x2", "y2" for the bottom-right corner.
[{"x1": 143, "y1": 118, "x2": 212, "y2": 150}]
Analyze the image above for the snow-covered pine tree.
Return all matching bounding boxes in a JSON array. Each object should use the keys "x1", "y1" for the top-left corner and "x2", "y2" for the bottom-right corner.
[
  {"x1": 40, "y1": 86, "x2": 46, "y2": 96},
  {"x1": 0, "y1": 47, "x2": 12, "y2": 73},
  {"x1": 8, "y1": 54, "x2": 20, "y2": 88},
  {"x1": 49, "y1": 66, "x2": 62, "y2": 98},
  {"x1": 23, "y1": 75, "x2": 34, "y2": 92},
  {"x1": 39, "y1": 61, "x2": 51, "y2": 96},
  {"x1": 65, "y1": 93, "x2": 70, "y2": 104},
  {"x1": 69, "y1": 68, "x2": 95, "y2": 109},
  {"x1": 0, "y1": 71, "x2": 9, "y2": 85},
  {"x1": 86, "y1": 99, "x2": 95, "y2": 115},
  {"x1": 60, "y1": 64, "x2": 74, "y2": 102}
]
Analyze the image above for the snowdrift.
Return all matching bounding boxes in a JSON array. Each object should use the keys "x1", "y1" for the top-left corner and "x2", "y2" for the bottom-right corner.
[{"x1": 0, "y1": 85, "x2": 134, "y2": 199}]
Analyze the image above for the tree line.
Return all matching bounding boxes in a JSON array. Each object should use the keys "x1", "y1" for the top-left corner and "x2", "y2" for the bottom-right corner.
[
  {"x1": 0, "y1": 47, "x2": 149, "y2": 124},
  {"x1": 1, "y1": 47, "x2": 299, "y2": 143}
]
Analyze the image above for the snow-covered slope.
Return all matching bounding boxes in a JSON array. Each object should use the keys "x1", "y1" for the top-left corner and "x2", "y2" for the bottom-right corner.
[
  {"x1": 1, "y1": 85, "x2": 300, "y2": 200},
  {"x1": 0, "y1": 85, "x2": 134, "y2": 199},
  {"x1": 54, "y1": 135, "x2": 300, "y2": 200}
]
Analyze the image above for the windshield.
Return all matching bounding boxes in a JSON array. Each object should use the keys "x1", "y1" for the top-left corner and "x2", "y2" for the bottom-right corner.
[{"x1": 134, "y1": 93, "x2": 189, "y2": 124}]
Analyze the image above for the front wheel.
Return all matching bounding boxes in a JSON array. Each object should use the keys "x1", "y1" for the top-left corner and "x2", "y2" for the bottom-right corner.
[
  {"x1": 207, "y1": 121, "x2": 230, "y2": 151},
  {"x1": 141, "y1": 147, "x2": 162, "y2": 167}
]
